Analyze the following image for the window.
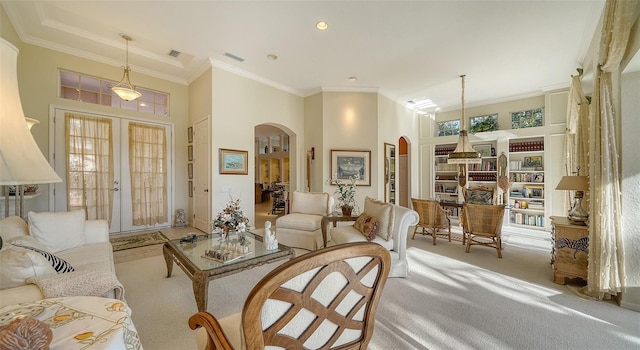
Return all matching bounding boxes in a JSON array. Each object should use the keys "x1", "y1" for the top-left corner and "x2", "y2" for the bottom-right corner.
[
  {"x1": 469, "y1": 114, "x2": 499, "y2": 133},
  {"x1": 437, "y1": 120, "x2": 460, "y2": 137},
  {"x1": 59, "y1": 70, "x2": 169, "y2": 117},
  {"x1": 511, "y1": 108, "x2": 544, "y2": 129}
]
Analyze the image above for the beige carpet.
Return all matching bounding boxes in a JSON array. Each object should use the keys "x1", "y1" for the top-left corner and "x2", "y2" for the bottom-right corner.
[
  {"x1": 115, "y1": 236, "x2": 640, "y2": 350},
  {"x1": 110, "y1": 231, "x2": 166, "y2": 251}
]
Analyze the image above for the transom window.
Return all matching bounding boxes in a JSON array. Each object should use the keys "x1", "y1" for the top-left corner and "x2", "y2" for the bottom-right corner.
[{"x1": 59, "y1": 70, "x2": 169, "y2": 117}]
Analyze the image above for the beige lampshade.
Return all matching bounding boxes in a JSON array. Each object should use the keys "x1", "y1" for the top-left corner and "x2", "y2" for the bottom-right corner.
[
  {"x1": 555, "y1": 175, "x2": 588, "y2": 191},
  {"x1": 0, "y1": 38, "x2": 62, "y2": 185}
]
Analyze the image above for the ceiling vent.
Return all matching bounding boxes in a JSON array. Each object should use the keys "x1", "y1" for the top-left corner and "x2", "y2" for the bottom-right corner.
[
  {"x1": 168, "y1": 49, "x2": 181, "y2": 58},
  {"x1": 224, "y1": 52, "x2": 245, "y2": 62}
]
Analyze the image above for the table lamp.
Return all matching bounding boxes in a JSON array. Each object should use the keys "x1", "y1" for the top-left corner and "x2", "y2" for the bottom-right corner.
[
  {"x1": 1, "y1": 38, "x2": 62, "y2": 218},
  {"x1": 555, "y1": 175, "x2": 589, "y2": 225}
]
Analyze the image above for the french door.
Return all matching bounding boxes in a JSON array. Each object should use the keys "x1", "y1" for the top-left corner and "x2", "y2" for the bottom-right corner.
[{"x1": 52, "y1": 107, "x2": 172, "y2": 233}]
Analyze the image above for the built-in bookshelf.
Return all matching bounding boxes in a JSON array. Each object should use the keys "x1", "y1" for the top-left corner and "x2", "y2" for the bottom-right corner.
[
  {"x1": 507, "y1": 136, "x2": 545, "y2": 229},
  {"x1": 434, "y1": 144, "x2": 459, "y2": 204}
]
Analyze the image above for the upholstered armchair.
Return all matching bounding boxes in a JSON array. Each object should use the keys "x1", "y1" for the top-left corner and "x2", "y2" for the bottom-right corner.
[
  {"x1": 275, "y1": 191, "x2": 334, "y2": 251},
  {"x1": 190, "y1": 242, "x2": 391, "y2": 349}
]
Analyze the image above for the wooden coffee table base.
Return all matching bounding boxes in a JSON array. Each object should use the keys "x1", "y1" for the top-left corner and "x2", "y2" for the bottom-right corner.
[{"x1": 162, "y1": 241, "x2": 293, "y2": 311}]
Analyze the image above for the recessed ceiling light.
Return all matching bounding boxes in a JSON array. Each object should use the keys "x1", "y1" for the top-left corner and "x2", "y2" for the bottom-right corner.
[
  {"x1": 348, "y1": 76, "x2": 357, "y2": 81},
  {"x1": 316, "y1": 21, "x2": 328, "y2": 30},
  {"x1": 267, "y1": 54, "x2": 278, "y2": 60}
]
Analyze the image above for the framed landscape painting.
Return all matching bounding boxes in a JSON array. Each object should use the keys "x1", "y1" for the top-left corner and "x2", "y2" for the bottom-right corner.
[
  {"x1": 219, "y1": 148, "x2": 248, "y2": 175},
  {"x1": 330, "y1": 150, "x2": 371, "y2": 186}
]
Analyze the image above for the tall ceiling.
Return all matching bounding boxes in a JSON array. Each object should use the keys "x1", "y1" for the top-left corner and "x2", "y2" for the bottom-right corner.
[{"x1": 2, "y1": 1, "x2": 606, "y2": 111}]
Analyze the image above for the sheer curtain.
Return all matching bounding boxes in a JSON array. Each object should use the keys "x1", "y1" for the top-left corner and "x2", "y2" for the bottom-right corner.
[
  {"x1": 65, "y1": 113, "x2": 113, "y2": 222},
  {"x1": 129, "y1": 122, "x2": 167, "y2": 226},
  {"x1": 563, "y1": 75, "x2": 590, "y2": 212},
  {"x1": 586, "y1": 0, "x2": 637, "y2": 299}
]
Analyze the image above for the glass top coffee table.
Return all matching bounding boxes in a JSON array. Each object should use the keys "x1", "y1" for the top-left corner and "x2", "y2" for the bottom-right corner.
[{"x1": 160, "y1": 231, "x2": 294, "y2": 311}]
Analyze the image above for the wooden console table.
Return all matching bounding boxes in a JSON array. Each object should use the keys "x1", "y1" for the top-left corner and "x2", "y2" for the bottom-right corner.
[
  {"x1": 550, "y1": 216, "x2": 588, "y2": 284},
  {"x1": 321, "y1": 214, "x2": 359, "y2": 248}
]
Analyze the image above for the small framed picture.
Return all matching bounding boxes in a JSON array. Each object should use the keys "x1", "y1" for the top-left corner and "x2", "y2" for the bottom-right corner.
[
  {"x1": 524, "y1": 156, "x2": 542, "y2": 168},
  {"x1": 187, "y1": 126, "x2": 193, "y2": 143},
  {"x1": 188, "y1": 163, "x2": 193, "y2": 179},
  {"x1": 188, "y1": 145, "x2": 193, "y2": 161},
  {"x1": 474, "y1": 144, "x2": 492, "y2": 158},
  {"x1": 188, "y1": 181, "x2": 193, "y2": 197},
  {"x1": 219, "y1": 148, "x2": 248, "y2": 175}
]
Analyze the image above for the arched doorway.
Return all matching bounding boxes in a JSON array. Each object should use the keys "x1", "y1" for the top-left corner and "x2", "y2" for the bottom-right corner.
[{"x1": 398, "y1": 136, "x2": 410, "y2": 207}]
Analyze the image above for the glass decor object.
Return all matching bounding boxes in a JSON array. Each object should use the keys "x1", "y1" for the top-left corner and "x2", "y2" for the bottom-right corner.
[
  {"x1": 469, "y1": 114, "x2": 498, "y2": 134},
  {"x1": 437, "y1": 120, "x2": 460, "y2": 136},
  {"x1": 511, "y1": 108, "x2": 544, "y2": 129}
]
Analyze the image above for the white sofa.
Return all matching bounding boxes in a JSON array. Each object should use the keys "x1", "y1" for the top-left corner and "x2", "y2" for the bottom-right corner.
[
  {"x1": 0, "y1": 210, "x2": 115, "y2": 307},
  {"x1": 275, "y1": 191, "x2": 334, "y2": 251},
  {"x1": 330, "y1": 198, "x2": 419, "y2": 278}
]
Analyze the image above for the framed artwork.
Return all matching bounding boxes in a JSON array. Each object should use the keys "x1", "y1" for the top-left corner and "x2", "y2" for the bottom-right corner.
[
  {"x1": 219, "y1": 148, "x2": 248, "y2": 175},
  {"x1": 188, "y1": 181, "x2": 193, "y2": 197},
  {"x1": 188, "y1": 163, "x2": 193, "y2": 179},
  {"x1": 524, "y1": 156, "x2": 543, "y2": 168},
  {"x1": 474, "y1": 144, "x2": 492, "y2": 158},
  {"x1": 330, "y1": 149, "x2": 371, "y2": 186},
  {"x1": 188, "y1": 145, "x2": 193, "y2": 161},
  {"x1": 187, "y1": 126, "x2": 193, "y2": 143}
]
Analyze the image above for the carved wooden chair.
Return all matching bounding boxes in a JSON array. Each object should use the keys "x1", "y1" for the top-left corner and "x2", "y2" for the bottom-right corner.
[
  {"x1": 189, "y1": 242, "x2": 391, "y2": 350},
  {"x1": 410, "y1": 198, "x2": 451, "y2": 245},
  {"x1": 461, "y1": 203, "x2": 506, "y2": 258}
]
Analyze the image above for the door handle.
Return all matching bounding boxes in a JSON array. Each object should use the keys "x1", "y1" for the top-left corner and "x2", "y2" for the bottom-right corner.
[
  {"x1": 204, "y1": 189, "x2": 209, "y2": 192},
  {"x1": 109, "y1": 188, "x2": 119, "y2": 191}
]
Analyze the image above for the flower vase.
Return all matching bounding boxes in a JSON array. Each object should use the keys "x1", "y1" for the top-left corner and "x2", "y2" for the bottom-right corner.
[{"x1": 341, "y1": 206, "x2": 353, "y2": 216}]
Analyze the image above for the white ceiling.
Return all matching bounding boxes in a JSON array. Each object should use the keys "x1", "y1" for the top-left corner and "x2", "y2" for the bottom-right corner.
[{"x1": 2, "y1": 1, "x2": 606, "y2": 111}]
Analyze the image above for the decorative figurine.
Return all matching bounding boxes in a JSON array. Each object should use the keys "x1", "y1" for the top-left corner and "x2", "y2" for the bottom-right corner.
[
  {"x1": 175, "y1": 209, "x2": 187, "y2": 227},
  {"x1": 264, "y1": 221, "x2": 278, "y2": 250}
]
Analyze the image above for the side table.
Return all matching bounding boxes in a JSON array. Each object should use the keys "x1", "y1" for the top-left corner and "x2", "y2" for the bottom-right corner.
[
  {"x1": 321, "y1": 213, "x2": 359, "y2": 248},
  {"x1": 550, "y1": 216, "x2": 589, "y2": 284}
]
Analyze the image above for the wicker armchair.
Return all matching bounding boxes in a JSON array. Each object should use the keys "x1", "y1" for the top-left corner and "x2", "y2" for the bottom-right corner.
[
  {"x1": 411, "y1": 198, "x2": 451, "y2": 245},
  {"x1": 189, "y1": 242, "x2": 391, "y2": 350},
  {"x1": 461, "y1": 203, "x2": 505, "y2": 258}
]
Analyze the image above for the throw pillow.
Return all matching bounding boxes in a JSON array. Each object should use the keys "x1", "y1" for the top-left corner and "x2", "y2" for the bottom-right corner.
[
  {"x1": 0, "y1": 245, "x2": 57, "y2": 290},
  {"x1": 12, "y1": 243, "x2": 75, "y2": 273},
  {"x1": 353, "y1": 214, "x2": 379, "y2": 241},
  {"x1": 28, "y1": 209, "x2": 86, "y2": 253},
  {"x1": 0, "y1": 216, "x2": 29, "y2": 244},
  {"x1": 363, "y1": 197, "x2": 395, "y2": 241}
]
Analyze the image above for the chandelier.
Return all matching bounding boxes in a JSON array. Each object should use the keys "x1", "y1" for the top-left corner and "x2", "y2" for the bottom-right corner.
[
  {"x1": 448, "y1": 74, "x2": 481, "y2": 165},
  {"x1": 111, "y1": 34, "x2": 142, "y2": 101}
]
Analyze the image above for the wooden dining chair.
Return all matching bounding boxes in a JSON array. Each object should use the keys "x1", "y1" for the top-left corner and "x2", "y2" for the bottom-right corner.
[
  {"x1": 461, "y1": 203, "x2": 506, "y2": 258},
  {"x1": 189, "y1": 242, "x2": 391, "y2": 350},
  {"x1": 411, "y1": 198, "x2": 451, "y2": 245}
]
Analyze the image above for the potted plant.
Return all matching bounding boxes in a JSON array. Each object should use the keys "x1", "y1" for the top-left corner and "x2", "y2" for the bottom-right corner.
[
  {"x1": 329, "y1": 175, "x2": 359, "y2": 216},
  {"x1": 212, "y1": 196, "x2": 250, "y2": 239}
]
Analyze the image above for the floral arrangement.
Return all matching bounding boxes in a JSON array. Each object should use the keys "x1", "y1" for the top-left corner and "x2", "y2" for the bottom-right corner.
[
  {"x1": 212, "y1": 197, "x2": 249, "y2": 235},
  {"x1": 328, "y1": 175, "x2": 359, "y2": 210}
]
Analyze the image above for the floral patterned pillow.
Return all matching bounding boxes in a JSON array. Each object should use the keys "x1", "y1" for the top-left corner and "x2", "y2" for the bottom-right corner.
[{"x1": 353, "y1": 214, "x2": 380, "y2": 241}]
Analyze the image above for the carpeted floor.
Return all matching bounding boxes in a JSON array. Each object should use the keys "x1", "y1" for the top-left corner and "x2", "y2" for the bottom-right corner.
[
  {"x1": 115, "y1": 236, "x2": 640, "y2": 350},
  {"x1": 110, "y1": 231, "x2": 166, "y2": 251}
]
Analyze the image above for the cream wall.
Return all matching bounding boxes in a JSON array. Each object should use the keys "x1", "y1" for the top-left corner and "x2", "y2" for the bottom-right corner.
[
  {"x1": 377, "y1": 94, "x2": 419, "y2": 204},
  {"x1": 321, "y1": 92, "x2": 378, "y2": 209},
  {"x1": 1, "y1": 8, "x2": 190, "y2": 225},
  {"x1": 210, "y1": 67, "x2": 304, "y2": 224},
  {"x1": 304, "y1": 92, "x2": 324, "y2": 192}
]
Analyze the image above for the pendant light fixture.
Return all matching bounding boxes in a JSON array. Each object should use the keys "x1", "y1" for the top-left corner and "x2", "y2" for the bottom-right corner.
[
  {"x1": 448, "y1": 74, "x2": 481, "y2": 165},
  {"x1": 111, "y1": 34, "x2": 142, "y2": 101}
]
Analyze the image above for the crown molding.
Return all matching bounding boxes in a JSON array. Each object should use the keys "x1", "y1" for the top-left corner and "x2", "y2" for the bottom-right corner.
[{"x1": 209, "y1": 58, "x2": 304, "y2": 97}]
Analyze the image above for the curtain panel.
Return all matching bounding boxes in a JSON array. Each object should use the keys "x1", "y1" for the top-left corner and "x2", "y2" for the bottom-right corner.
[
  {"x1": 65, "y1": 113, "x2": 114, "y2": 223},
  {"x1": 586, "y1": 0, "x2": 638, "y2": 299},
  {"x1": 128, "y1": 122, "x2": 168, "y2": 226}
]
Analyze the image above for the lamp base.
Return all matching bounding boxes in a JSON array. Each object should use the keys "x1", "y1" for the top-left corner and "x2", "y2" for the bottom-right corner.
[{"x1": 567, "y1": 192, "x2": 588, "y2": 225}]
